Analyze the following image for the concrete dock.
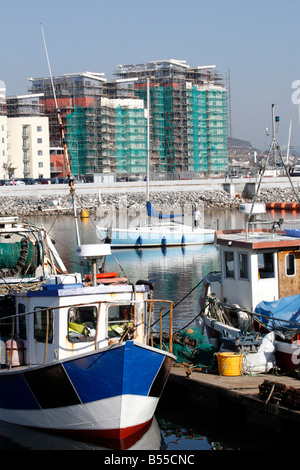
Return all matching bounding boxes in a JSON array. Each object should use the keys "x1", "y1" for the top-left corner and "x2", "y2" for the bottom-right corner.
[{"x1": 157, "y1": 365, "x2": 300, "y2": 449}]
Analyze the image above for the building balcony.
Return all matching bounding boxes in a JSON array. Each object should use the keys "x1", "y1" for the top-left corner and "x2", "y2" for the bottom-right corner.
[{"x1": 50, "y1": 166, "x2": 64, "y2": 174}]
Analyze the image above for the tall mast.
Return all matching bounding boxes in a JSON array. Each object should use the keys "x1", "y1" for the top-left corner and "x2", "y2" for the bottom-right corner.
[
  {"x1": 146, "y1": 76, "x2": 150, "y2": 202},
  {"x1": 40, "y1": 24, "x2": 81, "y2": 246},
  {"x1": 247, "y1": 104, "x2": 300, "y2": 223}
]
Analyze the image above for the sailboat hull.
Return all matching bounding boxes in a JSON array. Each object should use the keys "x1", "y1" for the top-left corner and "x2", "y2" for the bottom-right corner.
[
  {"x1": 0, "y1": 340, "x2": 175, "y2": 449},
  {"x1": 98, "y1": 226, "x2": 214, "y2": 247}
]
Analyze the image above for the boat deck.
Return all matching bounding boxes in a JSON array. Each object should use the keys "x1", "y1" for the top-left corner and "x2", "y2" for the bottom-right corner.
[{"x1": 215, "y1": 228, "x2": 300, "y2": 249}]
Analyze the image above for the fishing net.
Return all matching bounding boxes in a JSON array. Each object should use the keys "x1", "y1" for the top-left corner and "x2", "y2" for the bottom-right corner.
[{"x1": 159, "y1": 327, "x2": 218, "y2": 371}]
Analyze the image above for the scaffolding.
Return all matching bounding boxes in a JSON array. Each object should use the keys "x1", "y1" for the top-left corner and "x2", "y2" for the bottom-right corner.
[
  {"x1": 29, "y1": 73, "x2": 104, "y2": 175},
  {"x1": 116, "y1": 60, "x2": 228, "y2": 175},
  {"x1": 100, "y1": 98, "x2": 147, "y2": 174}
]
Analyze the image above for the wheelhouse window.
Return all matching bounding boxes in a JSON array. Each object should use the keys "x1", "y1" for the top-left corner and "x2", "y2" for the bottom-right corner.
[
  {"x1": 224, "y1": 251, "x2": 234, "y2": 278},
  {"x1": 34, "y1": 307, "x2": 53, "y2": 343},
  {"x1": 18, "y1": 303, "x2": 27, "y2": 340},
  {"x1": 238, "y1": 252, "x2": 248, "y2": 279},
  {"x1": 107, "y1": 304, "x2": 134, "y2": 338},
  {"x1": 68, "y1": 306, "x2": 97, "y2": 343},
  {"x1": 258, "y1": 253, "x2": 274, "y2": 278},
  {"x1": 286, "y1": 253, "x2": 296, "y2": 276}
]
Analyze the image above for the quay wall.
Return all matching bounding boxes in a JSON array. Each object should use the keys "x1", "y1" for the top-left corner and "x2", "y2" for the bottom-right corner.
[
  {"x1": 0, "y1": 177, "x2": 299, "y2": 217},
  {"x1": 0, "y1": 176, "x2": 298, "y2": 197}
]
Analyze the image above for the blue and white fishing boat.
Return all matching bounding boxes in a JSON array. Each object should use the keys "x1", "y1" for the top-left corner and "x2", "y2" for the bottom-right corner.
[
  {"x1": 0, "y1": 28, "x2": 176, "y2": 450},
  {"x1": 0, "y1": 242, "x2": 175, "y2": 449}
]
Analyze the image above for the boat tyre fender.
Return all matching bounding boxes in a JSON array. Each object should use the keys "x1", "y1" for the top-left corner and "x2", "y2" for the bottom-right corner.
[{"x1": 161, "y1": 237, "x2": 167, "y2": 246}]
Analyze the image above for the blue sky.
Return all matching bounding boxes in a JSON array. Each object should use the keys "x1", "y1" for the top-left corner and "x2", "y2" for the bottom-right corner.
[{"x1": 2, "y1": 0, "x2": 300, "y2": 150}]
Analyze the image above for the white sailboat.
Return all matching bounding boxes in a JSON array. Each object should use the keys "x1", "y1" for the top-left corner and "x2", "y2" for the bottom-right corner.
[{"x1": 97, "y1": 78, "x2": 215, "y2": 248}]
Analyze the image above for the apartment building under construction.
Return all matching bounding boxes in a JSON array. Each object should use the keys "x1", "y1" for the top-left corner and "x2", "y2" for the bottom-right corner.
[{"x1": 29, "y1": 60, "x2": 228, "y2": 177}]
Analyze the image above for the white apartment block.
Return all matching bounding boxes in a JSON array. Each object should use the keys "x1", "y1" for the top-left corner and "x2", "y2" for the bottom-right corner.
[
  {"x1": 0, "y1": 116, "x2": 7, "y2": 179},
  {"x1": 7, "y1": 117, "x2": 50, "y2": 179}
]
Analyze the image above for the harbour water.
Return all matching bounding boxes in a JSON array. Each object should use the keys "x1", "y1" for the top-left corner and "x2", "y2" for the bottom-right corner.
[{"x1": 0, "y1": 206, "x2": 298, "y2": 450}]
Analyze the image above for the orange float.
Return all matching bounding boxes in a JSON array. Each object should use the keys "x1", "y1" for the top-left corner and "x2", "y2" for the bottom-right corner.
[{"x1": 85, "y1": 272, "x2": 119, "y2": 282}]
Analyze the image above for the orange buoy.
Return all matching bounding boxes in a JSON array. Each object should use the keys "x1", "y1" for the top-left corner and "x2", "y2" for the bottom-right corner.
[{"x1": 266, "y1": 202, "x2": 300, "y2": 211}]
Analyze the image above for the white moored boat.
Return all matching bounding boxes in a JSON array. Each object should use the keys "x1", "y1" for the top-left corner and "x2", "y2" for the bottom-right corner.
[{"x1": 198, "y1": 105, "x2": 300, "y2": 374}]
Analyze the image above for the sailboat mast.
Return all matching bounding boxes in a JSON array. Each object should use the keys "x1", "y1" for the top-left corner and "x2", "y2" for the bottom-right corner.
[
  {"x1": 287, "y1": 118, "x2": 292, "y2": 165},
  {"x1": 146, "y1": 76, "x2": 150, "y2": 202}
]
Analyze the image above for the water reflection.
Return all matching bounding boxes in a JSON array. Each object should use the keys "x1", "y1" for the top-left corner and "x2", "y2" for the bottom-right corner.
[
  {"x1": 22, "y1": 207, "x2": 300, "y2": 450},
  {"x1": 0, "y1": 417, "x2": 162, "y2": 450},
  {"x1": 29, "y1": 213, "x2": 220, "y2": 331}
]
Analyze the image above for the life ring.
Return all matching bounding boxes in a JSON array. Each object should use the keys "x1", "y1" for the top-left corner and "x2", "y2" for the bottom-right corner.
[{"x1": 85, "y1": 272, "x2": 119, "y2": 281}]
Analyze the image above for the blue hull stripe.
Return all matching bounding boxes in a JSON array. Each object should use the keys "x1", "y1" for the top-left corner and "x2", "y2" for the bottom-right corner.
[
  {"x1": 63, "y1": 342, "x2": 165, "y2": 403},
  {"x1": 0, "y1": 342, "x2": 169, "y2": 411}
]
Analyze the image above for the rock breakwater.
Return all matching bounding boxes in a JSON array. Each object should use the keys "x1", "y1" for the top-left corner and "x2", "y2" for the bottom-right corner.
[{"x1": 0, "y1": 187, "x2": 299, "y2": 217}]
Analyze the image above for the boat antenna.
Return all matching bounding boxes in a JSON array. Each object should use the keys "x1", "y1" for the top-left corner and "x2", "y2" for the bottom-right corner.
[
  {"x1": 247, "y1": 104, "x2": 300, "y2": 223},
  {"x1": 40, "y1": 23, "x2": 81, "y2": 246}
]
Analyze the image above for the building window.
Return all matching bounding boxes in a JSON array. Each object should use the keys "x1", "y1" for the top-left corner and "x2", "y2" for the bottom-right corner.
[
  {"x1": 238, "y1": 252, "x2": 248, "y2": 279},
  {"x1": 107, "y1": 304, "x2": 134, "y2": 338},
  {"x1": 38, "y1": 162, "x2": 43, "y2": 167},
  {"x1": 258, "y1": 253, "x2": 274, "y2": 278},
  {"x1": 38, "y1": 150, "x2": 43, "y2": 156},
  {"x1": 286, "y1": 253, "x2": 296, "y2": 276},
  {"x1": 37, "y1": 138, "x2": 42, "y2": 144},
  {"x1": 34, "y1": 307, "x2": 53, "y2": 343},
  {"x1": 37, "y1": 126, "x2": 42, "y2": 132},
  {"x1": 224, "y1": 251, "x2": 234, "y2": 278},
  {"x1": 68, "y1": 306, "x2": 97, "y2": 343}
]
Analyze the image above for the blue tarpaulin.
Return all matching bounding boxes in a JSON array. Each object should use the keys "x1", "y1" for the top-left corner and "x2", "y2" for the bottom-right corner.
[
  {"x1": 254, "y1": 294, "x2": 300, "y2": 338},
  {"x1": 285, "y1": 229, "x2": 300, "y2": 238}
]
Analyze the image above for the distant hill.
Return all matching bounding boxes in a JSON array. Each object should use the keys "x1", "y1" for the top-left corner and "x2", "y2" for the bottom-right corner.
[
  {"x1": 228, "y1": 137, "x2": 300, "y2": 167},
  {"x1": 229, "y1": 137, "x2": 255, "y2": 150}
]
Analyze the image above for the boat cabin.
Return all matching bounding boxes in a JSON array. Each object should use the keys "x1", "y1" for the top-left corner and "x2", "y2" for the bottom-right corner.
[
  {"x1": 209, "y1": 206, "x2": 300, "y2": 312},
  {"x1": 1, "y1": 273, "x2": 153, "y2": 367}
]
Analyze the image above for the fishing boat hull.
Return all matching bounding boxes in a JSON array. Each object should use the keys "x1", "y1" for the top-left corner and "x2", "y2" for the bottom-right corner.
[
  {"x1": 0, "y1": 340, "x2": 175, "y2": 450},
  {"x1": 98, "y1": 225, "x2": 214, "y2": 248}
]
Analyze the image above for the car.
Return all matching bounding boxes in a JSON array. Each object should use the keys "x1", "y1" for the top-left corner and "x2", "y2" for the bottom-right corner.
[
  {"x1": 37, "y1": 178, "x2": 51, "y2": 184},
  {"x1": 21, "y1": 178, "x2": 39, "y2": 185},
  {"x1": 14, "y1": 180, "x2": 25, "y2": 185}
]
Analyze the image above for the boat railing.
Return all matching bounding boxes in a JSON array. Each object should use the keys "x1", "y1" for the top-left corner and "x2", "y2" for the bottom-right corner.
[
  {"x1": 145, "y1": 299, "x2": 174, "y2": 354},
  {"x1": 0, "y1": 298, "x2": 174, "y2": 368}
]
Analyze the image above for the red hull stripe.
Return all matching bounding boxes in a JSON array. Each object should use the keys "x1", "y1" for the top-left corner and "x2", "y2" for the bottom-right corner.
[{"x1": 42, "y1": 418, "x2": 153, "y2": 450}]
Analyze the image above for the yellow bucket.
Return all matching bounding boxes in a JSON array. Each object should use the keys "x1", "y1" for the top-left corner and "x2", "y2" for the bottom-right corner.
[{"x1": 216, "y1": 352, "x2": 243, "y2": 376}]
